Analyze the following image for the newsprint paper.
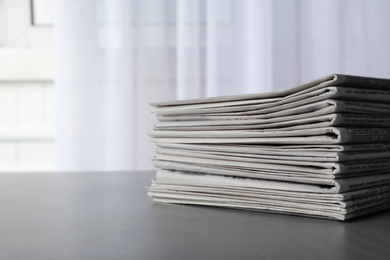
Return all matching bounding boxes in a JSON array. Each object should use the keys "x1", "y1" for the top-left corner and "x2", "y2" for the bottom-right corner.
[{"x1": 147, "y1": 74, "x2": 390, "y2": 220}]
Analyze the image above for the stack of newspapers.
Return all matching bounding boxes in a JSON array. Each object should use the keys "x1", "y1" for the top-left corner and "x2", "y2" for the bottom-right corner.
[{"x1": 147, "y1": 74, "x2": 390, "y2": 220}]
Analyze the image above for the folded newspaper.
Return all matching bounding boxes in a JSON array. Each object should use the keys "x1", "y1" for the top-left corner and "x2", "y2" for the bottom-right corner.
[{"x1": 147, "y1": 74, "x2": 390, "y2": 220}]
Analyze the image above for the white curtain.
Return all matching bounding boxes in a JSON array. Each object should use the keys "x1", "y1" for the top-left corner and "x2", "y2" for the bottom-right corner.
[{"x1": 54, "y1": 0, "x2": 390, "y2": 171}]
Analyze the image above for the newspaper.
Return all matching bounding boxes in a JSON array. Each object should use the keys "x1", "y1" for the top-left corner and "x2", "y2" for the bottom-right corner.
[
  {"x1": 147, "y1": 170, "x2": 390, "y2": 220},
  {"x1": 154, "y1": 148, "x2": 390, "y2": 175},
  {"x1": 157, "y1": 99, "x2": 390, "y2": 121},
  {"x1": 150, "y1": 195, "x2": 390, "y2": 220},
  {"x1": 155, "y1": 143, "x2": 390, "y2": 162},
  {"x1": 152, "y1": 74, "x2": 390, "y2": 107},
  {"x1": 152, "y1": 88, "x2": 390, "y2": 116},
  {"x1": 149, "y1": 127, "x2": 390, "y2": 144},
  {"x1": 148, "y1": 74, "x2": 390, "y2": 220},
  {"x1": 150, "y1": 73, "x2": 390, "y2": 144},
  {"x1": 152, "y1": 158, "x2": 390, "y2": 186},
  {"x1": 154, "y1": 114, "x2": 390, "y2": 131}
]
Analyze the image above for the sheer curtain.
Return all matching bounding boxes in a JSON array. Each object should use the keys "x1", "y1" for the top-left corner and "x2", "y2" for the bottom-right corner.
[{"x1": 54, "y1": 0, "x2": 390, "y2": 171}]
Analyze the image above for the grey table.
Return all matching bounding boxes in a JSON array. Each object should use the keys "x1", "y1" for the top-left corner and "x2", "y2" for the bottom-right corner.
[{"x1": 0, "y1": 171, "x2": 389, "y2": 260}]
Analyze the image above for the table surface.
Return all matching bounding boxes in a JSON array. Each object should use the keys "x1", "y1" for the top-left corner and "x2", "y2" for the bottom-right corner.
[{"x1": 0, "y1": 170, "x2": 389, "y2": 260}]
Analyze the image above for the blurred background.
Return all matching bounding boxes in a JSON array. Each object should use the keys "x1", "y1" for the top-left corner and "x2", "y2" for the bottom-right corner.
[{"x1": 1, "y1": 0, "x2": 390, "y2": 172}]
